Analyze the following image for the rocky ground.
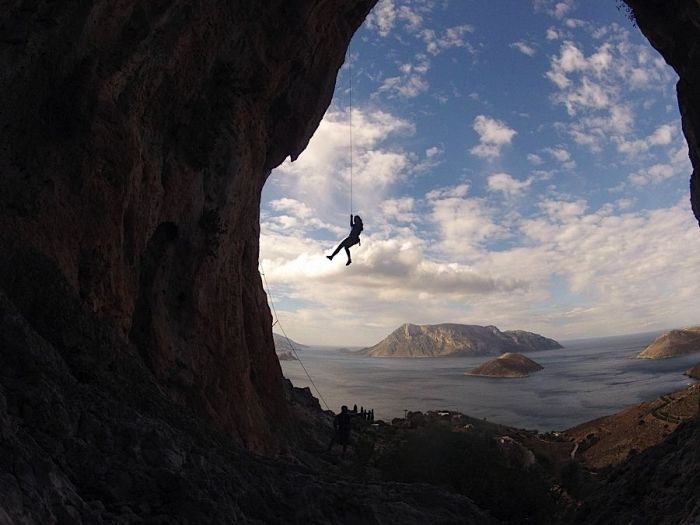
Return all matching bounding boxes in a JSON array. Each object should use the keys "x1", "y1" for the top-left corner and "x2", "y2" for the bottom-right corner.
[
  {"x1": 2, "y1": 280, "x2": 698, "y2": 523},
  {"x1": 565, "y1": 383, "x2": 700, "y2": 469},
  {"x1": 287, "y1": 379, "x2": 699, "y2": 524},
  {"x1": 0, "y1": 290, "x2": 493, "y2": 524}
]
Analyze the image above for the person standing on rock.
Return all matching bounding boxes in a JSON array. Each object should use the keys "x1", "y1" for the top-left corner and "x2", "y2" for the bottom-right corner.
[
  {"x1": 327, "y1": 215, "x2": 363, "y2": 266},
  {"x1": 327, "y1": 405, "x2": 353, "y2": 456}
]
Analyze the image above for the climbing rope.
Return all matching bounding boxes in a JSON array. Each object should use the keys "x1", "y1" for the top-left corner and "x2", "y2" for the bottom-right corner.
[
  {"x1": 259, "y1": 261, "x2": 331, "y2": 411},
  {"x1": 348, "y1": 51, "x2": 354, "y2": 216}
]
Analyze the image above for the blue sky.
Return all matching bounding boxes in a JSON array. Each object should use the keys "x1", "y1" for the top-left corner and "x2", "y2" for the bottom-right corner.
[{"x1": 260, "y1": 0, "x2": 700, "y2": 347}]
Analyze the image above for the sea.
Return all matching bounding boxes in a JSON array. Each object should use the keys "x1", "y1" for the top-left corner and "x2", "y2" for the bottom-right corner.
[{"x1": 280, "y1": 331, "x2": 699, "y2": 431}]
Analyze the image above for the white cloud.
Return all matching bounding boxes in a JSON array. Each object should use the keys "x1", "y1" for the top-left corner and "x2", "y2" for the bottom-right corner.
[
  {"x1": 527, "y1": 153, "x2": 544, "y2": 165},
  {"x1": 545, "y1": 146, "x2": 571, "y2": 163},
  {"x1": 487, "y1": 173, "x2": 533, "y2": 199},
  {"x1": 269, "y1": 107, "x2": 414, "y2": 221},
  {"x1": 615, "y1": 198, "x2": 635, "y2": 210},
  {"x1": 554, "y1": 0, "x2": 575, "y2": 19},
  {"x1": 616, "y1": 123, "x2": 675, "y2": 156},
  {"x1": 546, "y1": 27, "x2": 562, "y2": 40},
  {"x1": 365, "y1": 0, "x2": 396, "y2": 37},
  {"x1": 379, "y1": 74, "x2": 429, "y2": 99},
  {"x1": 378, "y1": 55, "x2": 431, "y2": 98},
  {"x1": 420, "y1": 24, "x2": 474, "y2": 55},
  {"x1": 262, "y1": 193, "x2": 700, "y2": 346},
  {"x1": 628, "y1": 163, "x2": 677, "y2": 186},
  {"x1": 534, "y1": 0, "x2": 576, "y2": 20},
  {"x1": 258, "y1": 2, "x2": 698, "y2": 348},
  {"x1": 427, "y1": 184, "x2": 508, "y2": 258},
  {"x1": 543, "y1": 146, "x2": 576, "y2": 169},
  {"x1": 426, "y1": 146, "x2": 443, "y2": 158},
  {"x1": 269, "y1": 198, "x2": 315, "y2": 220},
  {"x1": 547, "y1": 26, "x2": 678, "y2": 159},
  {"x1": 397, "y1": 4, "x2": 423, "y2": 32},
  {"x1": 537, "y1": 198, "x2": 587, "y2": 222},
  {"x1": 469, "y1": 115, "x2": 517, "y2": 159},
  {"x1": 511, "y1": 41, "x2": 537, "y2": 57},
  {"x1": 380, "y1": 197, "x2": 417, "y2": 223}
]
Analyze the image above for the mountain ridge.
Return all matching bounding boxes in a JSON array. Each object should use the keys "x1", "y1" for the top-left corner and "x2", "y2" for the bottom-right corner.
[{"x1": 359, "y1": 323, "x2": 562, "y2": 357}]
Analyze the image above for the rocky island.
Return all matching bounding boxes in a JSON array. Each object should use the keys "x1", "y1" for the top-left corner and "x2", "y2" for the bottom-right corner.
[
  {"x1": 273, "y1": 332, "x2": 307, "y2": 352},
  {"x1": 685, "y1": 363, "x2": 700, "y2": 379},
  {"x1": 637, "y1": 327, "x2": 700, "y2": 359},
  {"x1": 359, "y1": 323, "x2": 562, "y2": 357},
  {"x1": 467, "y1": 352, "x2": 544, "y2": 378},
  {"x1": 273, "y1": 332, "x2": 307, "y2": 360}
]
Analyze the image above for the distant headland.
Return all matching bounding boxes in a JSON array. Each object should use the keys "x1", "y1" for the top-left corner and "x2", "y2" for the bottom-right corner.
[
  {"x1": 273, "y1": 333, "x2": 307, "y2": 359},
  {"x1": 357, "y1": 323, "x2": 562, "y2": 357},
  {"x1": 637, "y1": 326, "x2": 700, "y2": 359},
  {"x1": 466, "y1": 352, "x2": 544, "y2": 378},
  {"x1": 685, "y1": 363, "x2": 700, "y2": 379}
]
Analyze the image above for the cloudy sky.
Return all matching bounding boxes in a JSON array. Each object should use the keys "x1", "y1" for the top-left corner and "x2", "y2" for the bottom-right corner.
[{"x1": 260, "y1": 0, "x2": 700, "y2": 347}]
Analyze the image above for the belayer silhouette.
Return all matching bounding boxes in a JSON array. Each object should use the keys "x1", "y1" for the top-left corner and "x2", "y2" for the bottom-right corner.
[
  {"x1": 327, "y1": 405, "x2": 353, "y2": 456},
  {"x1": 327, "y1": 214, "x2": 363, "y2": 266}
]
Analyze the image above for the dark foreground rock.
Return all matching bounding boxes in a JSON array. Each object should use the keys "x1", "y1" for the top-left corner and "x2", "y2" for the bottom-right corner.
[
  {"x1": 0, "y1": 290, "x2": 493, "y2": 524},
  {"x1": 624, "y1": 0, "x2": 700, "y2": 225},
  {"x1": 0, "y1": 0, "x2": 376, "y2": 453},
  {"x1": 0, "y1": 0, "x2": 494, "y2": 521}
]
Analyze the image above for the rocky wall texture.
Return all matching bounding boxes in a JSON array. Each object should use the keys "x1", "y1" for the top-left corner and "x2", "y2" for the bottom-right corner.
[
  {"x1": 0, "y1": 287, "x2": 493, "y2": 522},
  {"x1": 623, "y1": 0, "x2": 700, "y2": 226},
  {"x1": 0, "y1": 0, "x2": 375, "y2": 452}
]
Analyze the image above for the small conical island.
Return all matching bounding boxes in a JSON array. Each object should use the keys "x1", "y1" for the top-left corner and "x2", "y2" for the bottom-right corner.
[
  {"x1": 685, "y1": 363, "x2": 700, "y2": 379},
  {"x1": 637, "y1": 327, "x2": 700, "y2": 359},
  {"x1": 466, "y1": 352, "x2": 544, "y2": 378},
  {"x1": 358, "y1": 323, "x2": 562, "y2": 358}
]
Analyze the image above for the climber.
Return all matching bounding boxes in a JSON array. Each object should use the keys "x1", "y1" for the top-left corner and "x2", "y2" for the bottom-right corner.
[
  {"x1": 327, "y1": 405, "x2": 353, "y2": 456},
  {"x1": 327, "y1": 214, "x2": 363, "y2": 266}
]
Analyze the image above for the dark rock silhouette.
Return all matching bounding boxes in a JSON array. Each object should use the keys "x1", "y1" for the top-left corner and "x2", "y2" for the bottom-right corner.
[
  {"x1": 623, "y1": 0, "x2": 700, "y2": 226},
  {"x1": 359, "y1": 323, "x2": 562, "y2": 357},
  {"x1": 467, "y1": 352, "x2": 544, "y2": 377},
  {"x1": 637, "y1": 326, "x2": 700, "y2": 359},
  {"x1": 0, "y1": 0, "x2": 374, "y2": 453},
  {"x1": 0, "y1": 2, "x2": 491, "y2": 523}
]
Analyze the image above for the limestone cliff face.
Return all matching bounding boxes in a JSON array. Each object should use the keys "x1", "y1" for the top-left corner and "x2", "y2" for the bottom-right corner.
[
  {"x1": 0, "y1": 0, "x2": 375, "y2": 451},
  {"x1": 359, "y1": 323, "x2": 562, "y2": 357},
  {"x1": 624, "y1": 0, "x2": 700, "y2": 226}
]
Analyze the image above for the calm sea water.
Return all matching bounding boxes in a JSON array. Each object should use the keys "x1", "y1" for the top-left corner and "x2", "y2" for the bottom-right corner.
[{"x1": 280, "y1": 331, "x2": 699, "y2": 431}]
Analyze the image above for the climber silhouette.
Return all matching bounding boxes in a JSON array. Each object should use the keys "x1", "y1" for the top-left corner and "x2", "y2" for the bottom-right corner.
[
  {"x1": 327, "y1": 405, "x2": 353, "y2": 456},
  {"x1": 327, "y1": 214, "x2": 363, "y2": 266}
]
